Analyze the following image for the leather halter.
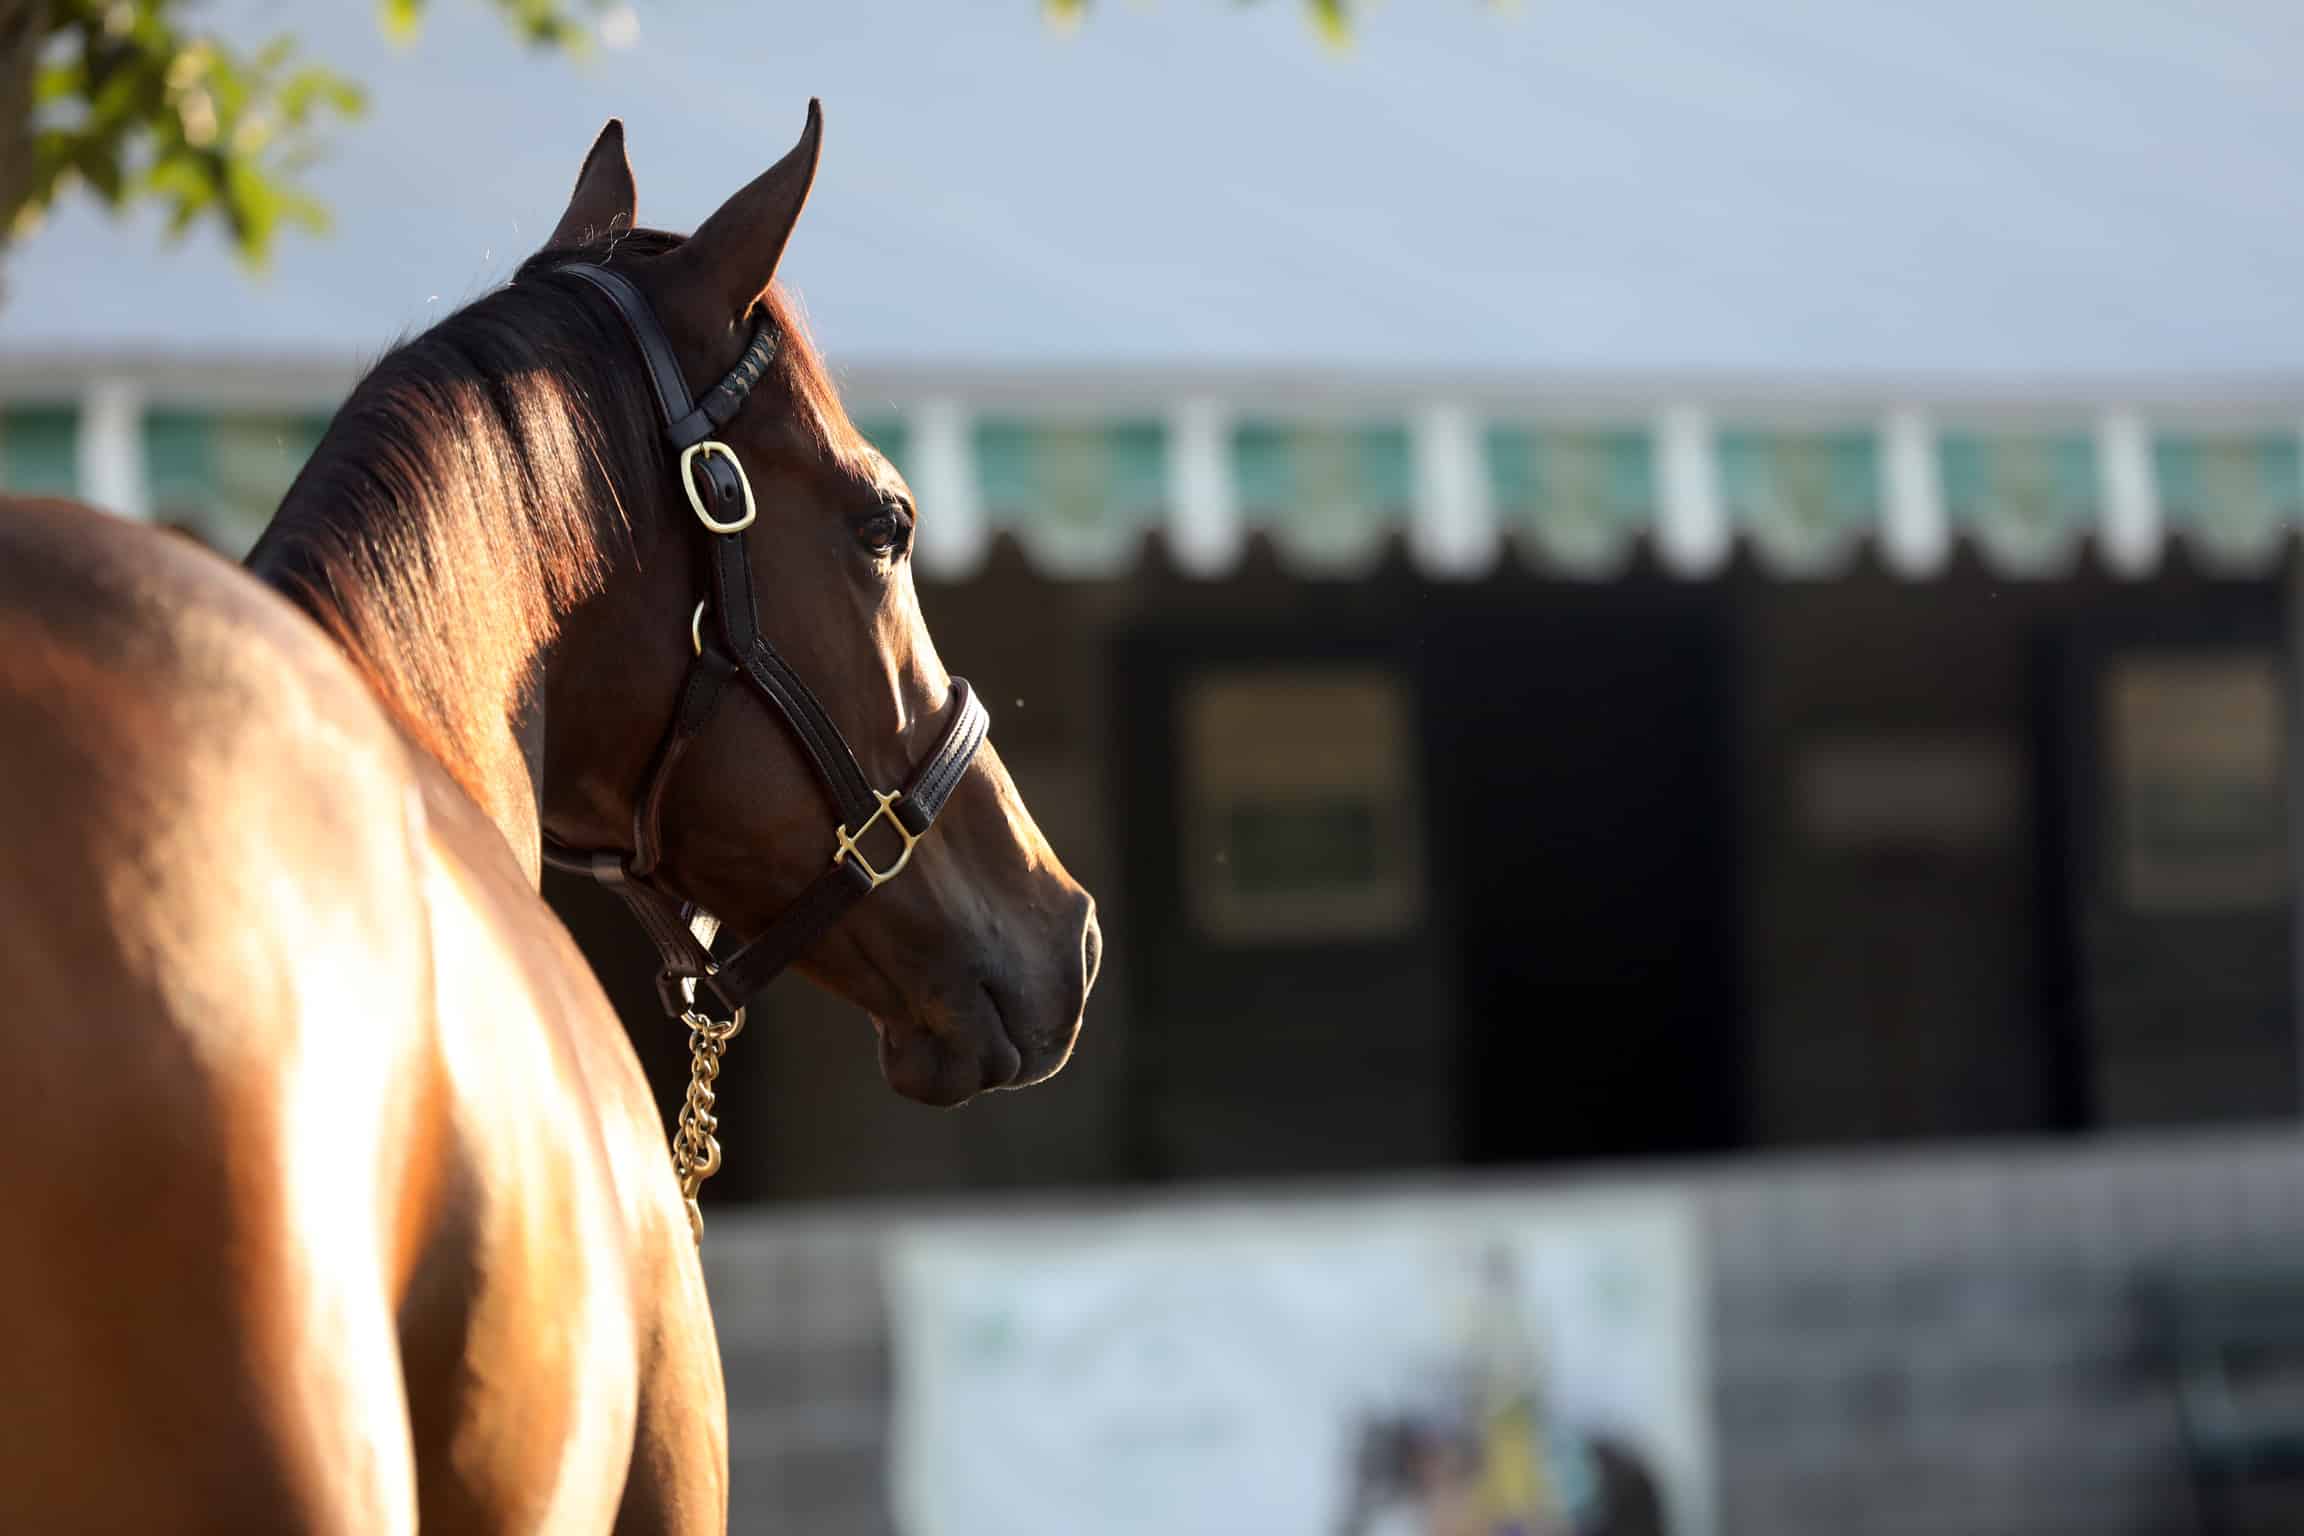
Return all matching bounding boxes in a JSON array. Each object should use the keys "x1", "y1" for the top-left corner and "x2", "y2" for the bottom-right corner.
[{"x1": 536, "y1": 262, "x2": 990, "y2": 1022}]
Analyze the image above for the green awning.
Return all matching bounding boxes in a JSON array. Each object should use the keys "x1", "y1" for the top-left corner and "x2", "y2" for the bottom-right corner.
[{"x1": 11, "y1": 392, "x2": 2302, "y2": 581}]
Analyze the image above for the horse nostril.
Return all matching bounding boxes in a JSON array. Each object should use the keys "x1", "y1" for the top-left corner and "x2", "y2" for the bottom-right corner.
[{"x1": 1080, "y1": 902, "x2": 1104, "y2": 996}]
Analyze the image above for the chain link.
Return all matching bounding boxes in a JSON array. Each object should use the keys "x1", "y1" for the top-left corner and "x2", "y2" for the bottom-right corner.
[{"x1": 672, "y1": 1004, "x2": 745, "y2": 1244}]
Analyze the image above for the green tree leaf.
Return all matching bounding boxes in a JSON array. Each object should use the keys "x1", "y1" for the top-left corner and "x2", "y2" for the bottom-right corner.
[
  {"x1": 380, "y1": 0, "x2": 424, "y2": 45},
  {"x1": 4, "y1": 0, "x2": 604, "y2": 269}
]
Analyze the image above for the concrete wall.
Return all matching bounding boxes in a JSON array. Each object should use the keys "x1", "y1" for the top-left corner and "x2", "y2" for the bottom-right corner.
[
  {"x1": 703, "y1": 1128, "x2": 2304, "y2": 1536},
  {"x1": 1706, "y1": 1132, "x2": 2303, "y2": 1535}
]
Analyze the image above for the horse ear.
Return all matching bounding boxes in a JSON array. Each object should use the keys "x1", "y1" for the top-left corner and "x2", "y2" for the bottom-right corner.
[
  {"x1": 666, "y1": 99, "x2": 823, "y2": 320},
  {"x1": 549, "y1": 119, "x2": 637, "y2": 250}
]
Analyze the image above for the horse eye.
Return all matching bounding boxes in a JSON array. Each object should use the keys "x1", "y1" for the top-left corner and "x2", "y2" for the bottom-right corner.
[{"x1": 857, "y1": 510, "x2": 910, "y2": 557}]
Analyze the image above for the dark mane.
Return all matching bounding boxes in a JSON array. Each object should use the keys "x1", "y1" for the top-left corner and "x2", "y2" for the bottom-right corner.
[{"x1": 248, "y1": 230, "x2": 867, "y2": 808}]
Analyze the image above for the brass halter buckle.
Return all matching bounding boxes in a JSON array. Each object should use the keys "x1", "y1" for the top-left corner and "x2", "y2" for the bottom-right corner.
[
  {"x1": 680, "y1": 439, "x2": 756, "y2": 533},
  {"x1": 833, "y1": 789, "x2": 920, "y2": 889}
]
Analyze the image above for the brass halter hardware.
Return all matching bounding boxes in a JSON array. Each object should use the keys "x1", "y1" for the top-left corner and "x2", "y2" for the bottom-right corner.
[
  {"x1": 833, "y1": 789, "x2": 921, "y2": 889},
  {"x1": 681, "y1": 440, "x2": 756, "y2": 533},
  {"x1": 695, "y1": 600, "x2": 924, "y2": 892}
]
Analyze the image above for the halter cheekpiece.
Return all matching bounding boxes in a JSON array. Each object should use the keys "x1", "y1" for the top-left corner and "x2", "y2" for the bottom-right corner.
[{"x1": 534, "y1": 260, "x2": 990, "y2": 1031}]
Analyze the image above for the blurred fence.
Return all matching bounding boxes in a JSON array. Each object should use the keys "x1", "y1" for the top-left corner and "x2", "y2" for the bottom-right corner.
[{"x1": 704, "y1": 1127, "x2": 2304, "y2": 1536}]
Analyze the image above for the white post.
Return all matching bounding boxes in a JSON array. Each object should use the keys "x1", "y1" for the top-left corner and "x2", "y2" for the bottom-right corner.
[
  {"x1": 1166, "y1": 396, "x2": 1239, "y2": 578},
  {"x1": 1656, "y1": 403, "x2": 1727, "y2": 576},
  {"x1": 2097, "y1": 408, "x2": 2162, "y2": 576},
  {"x1": 78, "y1": 377, "x2": 148, "y2": 520},
  {"x1": 1882, "y1": 406, "x2": 1949, "y2": 577},
  {"x1": 1408, "y1": 401, "x2": 1496, "y2": 578},
  {"x1": 911, "y1": 398, "x2": 986, "y2": 580}
]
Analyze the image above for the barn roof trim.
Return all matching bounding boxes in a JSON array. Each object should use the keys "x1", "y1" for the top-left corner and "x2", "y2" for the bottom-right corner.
[{"x1": 5, "y1": 358, "x2": 2300, "y2": 581}]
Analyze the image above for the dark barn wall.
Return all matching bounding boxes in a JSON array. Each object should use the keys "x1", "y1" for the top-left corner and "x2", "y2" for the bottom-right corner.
[
  {"x1": 1738, "y1": 567, "x2": 2053, "y2": 1146},
  {"x1": 549, "y1": 545, "x2": 2302, "y2": 1204},
  {"x1": 896, "y1": 544, "x2": 1742, "y2": 1184},
  {"x1": 1738, "y1": 557, "x2": 2296, "y2": 1147}
]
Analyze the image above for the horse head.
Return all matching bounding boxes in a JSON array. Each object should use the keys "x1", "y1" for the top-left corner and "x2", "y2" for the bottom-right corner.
[{"x1": 534, "y1": 108, "x2": 1099, "y2": 1106}]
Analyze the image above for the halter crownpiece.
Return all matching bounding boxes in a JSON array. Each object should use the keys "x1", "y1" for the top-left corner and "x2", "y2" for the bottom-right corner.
[{"x1": 535, "y1": 260, "x2": 990, "y2": 1025}]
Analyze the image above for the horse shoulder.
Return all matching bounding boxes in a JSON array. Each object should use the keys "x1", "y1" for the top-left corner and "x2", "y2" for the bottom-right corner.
[{"x1": 405, "y1": 756, "x2": 730, "y2": 1529}]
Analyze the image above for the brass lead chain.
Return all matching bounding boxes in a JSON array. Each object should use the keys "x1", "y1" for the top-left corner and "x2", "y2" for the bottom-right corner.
[{"x1": 673, "y1": 1005, "x2": 745, "y2": 1244}]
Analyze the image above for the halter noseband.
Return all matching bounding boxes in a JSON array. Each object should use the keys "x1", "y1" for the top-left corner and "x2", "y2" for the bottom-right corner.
[{"x1": 535, "y1": 261, "x2": 990, "y2": 1027}]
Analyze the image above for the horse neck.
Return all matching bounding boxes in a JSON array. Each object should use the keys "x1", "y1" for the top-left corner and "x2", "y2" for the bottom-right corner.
[
  {"x1": 248, "y1": 374, "x2": 621, "y2": 881},
  {"x1": 250, "y1": 517, "x2": 557, "y2": 878}
]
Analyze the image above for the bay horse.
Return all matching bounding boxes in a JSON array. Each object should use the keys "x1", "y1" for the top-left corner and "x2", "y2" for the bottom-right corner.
[{"x1": 0, "y1": 104, "x2": 1098, "y2": 1531}]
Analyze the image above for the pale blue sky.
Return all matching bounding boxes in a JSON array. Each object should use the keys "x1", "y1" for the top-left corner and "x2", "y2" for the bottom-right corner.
[{"x1": 4, "y1": 0, "x2": 2301, "y2": 376}]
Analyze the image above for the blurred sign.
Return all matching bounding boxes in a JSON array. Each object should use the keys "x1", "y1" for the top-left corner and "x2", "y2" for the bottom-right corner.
[
  {"x1": 888, "y1": 1191, "x2": 1708, "y2": 1536},
  {"x1": 1798, "y1": 733, "x2": 2021, "y2": 854},
  {"x1": 2106, "y1": 654, "x2": 2289, "y2": 912},
  {"x1": 1181, "y1": 668, "x2": 1425, "y2": 944}
]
